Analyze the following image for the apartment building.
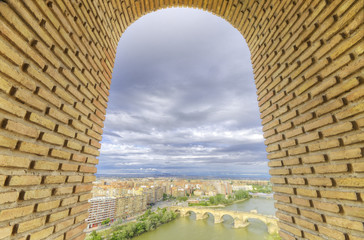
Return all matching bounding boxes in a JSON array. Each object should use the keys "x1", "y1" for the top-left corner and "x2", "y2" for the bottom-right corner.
[
  {"x1": 115, "y1": 195, "x2": 147, "y2": 219},
  {"x1": 86, "y1": 197, "x2": 116, "y2": 229}
]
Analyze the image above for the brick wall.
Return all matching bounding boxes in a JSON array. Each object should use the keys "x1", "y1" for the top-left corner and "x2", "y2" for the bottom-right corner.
[{"x1": 0, "y1": 0, "x2": 362, "y2": 239}]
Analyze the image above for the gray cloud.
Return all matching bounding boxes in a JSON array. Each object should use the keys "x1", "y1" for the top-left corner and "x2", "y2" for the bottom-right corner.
[{"x1": 98, "y1": 8, "x2": 268, "y2": 178}]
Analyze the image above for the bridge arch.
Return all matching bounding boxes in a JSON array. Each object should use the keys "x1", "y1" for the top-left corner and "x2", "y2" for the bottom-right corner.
[
  {"x1": 201, "y1": 211, "x2": 215, "y2": 220},
  {"x1": 185, "y1": 210, "x2": 196, "y2": 216},
  {"x1": 199, "y1": 210, "x2": 226, "y2": 224},
  {"x1": 244, "y1": 214, "x2": 269, "y2": 224},
  {"x1": 0, "y1": 1, "x2": 362, "y2": 240},
  {"x1": 217, "y1": 213, "x2": 235, "y2": 224},
  {"x1": 172, "y1": 207, "x2": 278, "y2": 232},
  {"x1": 176, "y1": 209, "x2": 196, "y2": 218}
]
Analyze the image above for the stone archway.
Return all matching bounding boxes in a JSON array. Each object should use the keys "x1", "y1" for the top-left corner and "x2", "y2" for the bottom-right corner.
[
  {"x1": 217, "y1": 213, "x2": 235, "y2": 225},
  {"x1": 0, "y1": 1, "x2": 363, "y2": 239}
]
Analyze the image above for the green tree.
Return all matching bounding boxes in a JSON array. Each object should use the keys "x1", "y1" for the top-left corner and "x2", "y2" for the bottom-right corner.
[
  {"x1": 161, "y1": 210, "x2": 172, "y2": 223},
  {"x1": 107, "y1": 208, "x2": 178, "y2": 239},
  {"x1": 144, "y1": 219, "x2": 152, "y2": 231},
  {"x1": 177, "y1": 196, "x2": 188, "y2": 202},
  {"x1": 251, "y1": 185, "x2": 272, "y2": 193},
  {"x1": 135, "y1": 222, "x2": 146, "y2": 235},
  {"x1": 266, "y1": 232, "x2": 281, "y2": 240},
  {"x1": 88, "y1": 231, "x2": 102, "y2": 240},
  {"x1": 208, "y1": 194, "x2": 234, "y2": 205},
  {"x1": 111, "y1": 230, "x2": 127, "y2": 240},
  {"x1": 125, "y1": 223, "x2": 136, "y2": 238},
  {"x1": 101, "y1": 218, "x2": 110, "y2": 225},
  {"x1": 234, "y1": 190, "x2": 250, "y2": 200}
]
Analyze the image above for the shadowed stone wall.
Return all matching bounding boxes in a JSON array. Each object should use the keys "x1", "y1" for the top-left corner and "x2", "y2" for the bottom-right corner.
[{"x1": 0, "y1": 0, "x2": 363, "y2": 239}]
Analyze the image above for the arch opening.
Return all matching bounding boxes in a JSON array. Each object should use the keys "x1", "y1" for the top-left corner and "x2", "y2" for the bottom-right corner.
[
  {"x1": 185, "y1": 210, "x2": 197, "y2": 219},
  {"x1": 219, "y1": 214, "x2": 235, "y2": 224},
  {"x1": 201, "y1": 212, "x2": 215, "y2": 220},
  {"x1": 99, "y1": 8, "x2": 267, "y2": 179}
]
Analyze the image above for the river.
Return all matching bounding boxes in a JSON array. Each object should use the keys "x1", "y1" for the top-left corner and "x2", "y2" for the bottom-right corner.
[{"x1": 133, "y1": 198, "x2": 276, "y2": 240}]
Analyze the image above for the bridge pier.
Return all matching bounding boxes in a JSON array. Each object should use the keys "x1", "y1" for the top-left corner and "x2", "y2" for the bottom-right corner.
[
  {"x1": 179, "y1": 210, "x2": 190, "y2": 217},
  {"x1": 233, "y1": 218, "x2": 249, "y2": 228},
  {"x1": 267, "y1": 222, "x2": 279, "y2": 234},
  {"x1": 195, "y1": 212, "x2": 208, "y2": 220},
  {"x1": 171, "y1": 206, "x2": 277, "y2": 232},
  {"x1": 213, "y1": 214, "x2": 224, "y2": 224}
]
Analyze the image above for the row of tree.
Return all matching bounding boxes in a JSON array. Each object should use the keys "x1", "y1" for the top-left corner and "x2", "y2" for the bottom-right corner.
[
  {"x1": 208, "y1": 190, "x2": 251, "y2": 205},
  {"x1": 88, "y1": 208, "x2": 178, "y2": 240},
  {"x1": 209, "y1": 194, "x2": 234, "y2": 205},
  {"x1": 251, "y1": 184, "x2": 272, "y2": 193},
  {"x1": 234, "y1": 189, "x2": 251, "y2": 200}
]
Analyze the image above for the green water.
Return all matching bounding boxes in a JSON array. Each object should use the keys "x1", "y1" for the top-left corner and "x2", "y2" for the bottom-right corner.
[{"x1": 134, "y1": 198, "x2": 276, "y2": 240}]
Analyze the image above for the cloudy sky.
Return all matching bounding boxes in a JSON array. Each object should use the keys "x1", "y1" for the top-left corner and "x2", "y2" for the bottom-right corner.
[{"x1": 98, "y1": 8, "x2": 268, "y2": 178}]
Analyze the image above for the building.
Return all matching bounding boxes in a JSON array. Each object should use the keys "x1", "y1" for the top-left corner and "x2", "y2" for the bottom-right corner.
[
  {"x1": 232, "y1": 184, "x2": 253, "y2": 191},
  {"x1": 86, "y1": 197, "x2": 116, "y2": 229},
  {"x1": 155, "y1": 186, "x2": 164, "y2": 201},
  {"x1": 145, "y1": 188, "x2": 155, "y2": 204},
  {"x1": 115, "y1": 195, "x2": 147, "y2": 219},
  {"x1": 193, "y1": 189, "x2": 204, "y2": 196}
]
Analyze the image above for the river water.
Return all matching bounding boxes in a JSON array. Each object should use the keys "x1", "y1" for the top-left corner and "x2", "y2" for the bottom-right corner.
[{"x1": 134, "y1": 198, "x2": 276, "y2": 240}]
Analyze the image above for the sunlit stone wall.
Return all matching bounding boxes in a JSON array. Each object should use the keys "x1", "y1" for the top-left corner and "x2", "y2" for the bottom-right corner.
[{"x1": 0, "y1": 0, "x2": 363, "y2": 239}]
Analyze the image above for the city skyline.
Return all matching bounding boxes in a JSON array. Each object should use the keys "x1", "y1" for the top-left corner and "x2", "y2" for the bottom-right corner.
[{"x1": 99, "y1": 8, "x2": 268, "y2": 177}]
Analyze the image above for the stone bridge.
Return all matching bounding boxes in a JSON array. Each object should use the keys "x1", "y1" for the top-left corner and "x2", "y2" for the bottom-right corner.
[{"x1": 170, "y1": 206, "x2": 278, "y2": 234}]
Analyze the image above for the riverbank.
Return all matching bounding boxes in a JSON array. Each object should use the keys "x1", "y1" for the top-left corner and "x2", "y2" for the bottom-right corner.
[
  {"x1": 133, "y1": 198, "x2": 279, "y2": 240},
  {"x1": 207, "y1": 198, "x2": 249, "y2": 208},
  {"x1": 87, "y1": 208, "x2": 178, "y2": 240},
  {"x1": 189, "y1": 197, "x2": 249, "y2": 208},
  {"x1": 85, "y1": 213, "x2": 143, "y2": 234}
]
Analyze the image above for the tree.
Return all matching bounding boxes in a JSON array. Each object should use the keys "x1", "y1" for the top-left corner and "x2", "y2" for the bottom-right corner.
[
  {"x1": 177, "y1": 196, "x2": 188, "y2": 202},
  {"x1": 88, "y1": 231, "x2": 102, "y2": 240},
  {"x1": 208, "y1": 194, "x2": 234, "y2": 205},
  {"x1": 144, "y1": 219, "x2": 152, "y2": 231},
  {"x1": 161, "y1": 210, "x2": 172, "y2": 223},
  {"x1": 108, "y1": 208, "x2": 178, "y2": 239},
  {"x1": 267, "y1": 232, "x2": 281, "y2": 240},
  {"x1": 234, "y1": 190, "x2": 250, "y2": 200},
  {"x1": 251, "y1": 184, "x2": 272, "y2": 193},
  {"x1": 125, "y1": 223, "x2": 137, "y2": 238},
  {"x1": 135, "y1": 222, "x2": 146, "y2": 235},
  {"x1": 101, "y1": 218, "x2": 110, "y2": 225}
]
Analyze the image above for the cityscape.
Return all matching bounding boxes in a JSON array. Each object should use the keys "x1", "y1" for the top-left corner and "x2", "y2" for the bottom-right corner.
[{"x1": 85, "y1": 176, "x2": 277, "y2": 239}]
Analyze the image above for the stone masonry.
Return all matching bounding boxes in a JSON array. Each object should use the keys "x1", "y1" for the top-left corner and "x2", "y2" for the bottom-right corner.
[{"x1": 0, "y1": 0, "x2": 363, "y2": 239}]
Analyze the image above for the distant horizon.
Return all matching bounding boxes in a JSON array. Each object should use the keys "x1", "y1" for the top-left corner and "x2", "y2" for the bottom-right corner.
[{"x1": 95, "y1": 172, "x2": 271, "y2": 180}]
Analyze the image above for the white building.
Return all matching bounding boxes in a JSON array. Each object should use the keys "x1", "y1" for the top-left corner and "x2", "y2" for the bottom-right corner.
[
  {"x1": 232, "y1": 185, "x2": 253, "y2": 191},
  {"x1": 86, "y1": 197, "x2": 116, "y2": 229}
]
